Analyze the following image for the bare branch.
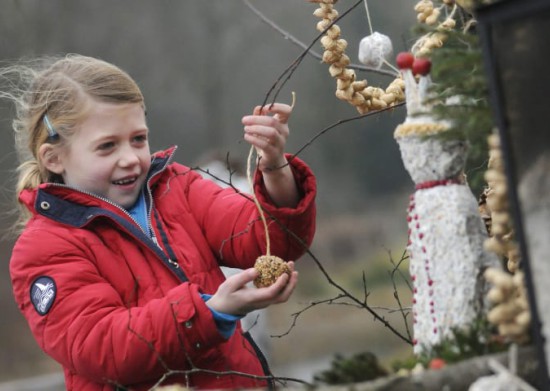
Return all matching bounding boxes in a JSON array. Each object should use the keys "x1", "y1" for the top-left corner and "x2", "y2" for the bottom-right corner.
[
  {"x1": 289, "y1": 102, "x2": 405, "y2": 164},
  {"x1": 242, "y1": 0, "x2": 397, "y2": 77},
  {"x1": 255, "y1": 0, "x2": 365, "y2": 108},
  {"x1": 386, "y1": 248, "x2": 413, "y2": 341}
]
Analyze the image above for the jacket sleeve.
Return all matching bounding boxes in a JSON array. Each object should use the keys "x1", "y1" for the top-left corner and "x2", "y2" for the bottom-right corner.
[
  {"x1": 180, "y1": 154, "x2": 317, "y2": 268},
  {"x1": 10, "y1": 228, "x2": 227, "y2": 386}
]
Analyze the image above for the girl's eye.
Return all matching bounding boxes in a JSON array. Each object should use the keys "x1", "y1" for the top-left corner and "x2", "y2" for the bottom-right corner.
[
  {"x1": 97, "y1": 142, "x2": 115, "y2": 151},
  {"x1": 133, "y1": 134, "x2": 148, "y2": 143}
]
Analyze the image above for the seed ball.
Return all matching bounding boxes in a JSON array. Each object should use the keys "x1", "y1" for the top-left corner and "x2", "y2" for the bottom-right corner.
[
  {"x1": 253, "y1": 255, "x2": 291, "y2": 288},
  {"x1": 358, "y1": 32, "x2": 393, "y2": 69}
]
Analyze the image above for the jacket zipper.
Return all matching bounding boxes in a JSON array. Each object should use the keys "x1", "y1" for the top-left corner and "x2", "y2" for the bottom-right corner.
[
  {"x1": 144, "y1": 153, "x2": 180, "y2": 270},
  {"x1": 44, "y1": 150, "x2": 187, "y2": 280}
]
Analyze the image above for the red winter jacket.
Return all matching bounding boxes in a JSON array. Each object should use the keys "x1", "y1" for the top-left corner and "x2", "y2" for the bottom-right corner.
[{"x1": 10, "y1": 147, "x2": 316, "y2": 390}]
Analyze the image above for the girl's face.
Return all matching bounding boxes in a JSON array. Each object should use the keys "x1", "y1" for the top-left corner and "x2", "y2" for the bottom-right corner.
[{"x1": 54, "y1": 101, "x2": 151, "y2": 209}]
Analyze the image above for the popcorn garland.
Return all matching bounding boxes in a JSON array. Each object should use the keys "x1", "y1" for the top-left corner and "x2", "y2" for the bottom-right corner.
[
  {"x1": 411, "y1": 0, "x2": 457, "y2": 59},
  {"x1": 484, "y1": 268, "x2": 531, "y2": 344},
  {"x1": 308, "y1": 0, "x2": 462, "y2": 115},
  {"x1": 415, "y1": 0, "x2": 441, "y2": 25},
  {"x1": 310, "y1": 0, "x2": 405, "y2": 114},
  {"x1": 482, "y1": 134, "x2": 521, "y2": 273},
  {"x1": 481, "y1": 133, "x2": 530, "y2": 344}
]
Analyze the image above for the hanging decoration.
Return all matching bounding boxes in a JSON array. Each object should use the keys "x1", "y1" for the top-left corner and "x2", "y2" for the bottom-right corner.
[
  {"x1": 309, "y1": 0, "x2": 405, "y2": 114},
  {"x1": 246, "y1": 94, "x2": 298, "y2": 288},
  {"x1": 394, "y1": 53, "x2": 501, "y2": 354},
  {"x1": 481, "y1": 133, "x2": 531, "y2": 343}
]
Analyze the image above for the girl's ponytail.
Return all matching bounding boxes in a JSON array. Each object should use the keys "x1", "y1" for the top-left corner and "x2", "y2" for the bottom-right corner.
[{"x1": 14, "y1": 160, "x2": 42, "y2": 229}]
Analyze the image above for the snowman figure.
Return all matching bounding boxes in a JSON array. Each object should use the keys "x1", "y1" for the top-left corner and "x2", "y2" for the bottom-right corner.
[{"x1": 394, "y1": 53, "x2": 501, "y2": 354}]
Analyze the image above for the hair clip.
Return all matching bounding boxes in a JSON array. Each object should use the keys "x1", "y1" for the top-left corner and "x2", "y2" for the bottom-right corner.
[{"x1": 43, "y1": 114, "x2": 59, "y2": 141}]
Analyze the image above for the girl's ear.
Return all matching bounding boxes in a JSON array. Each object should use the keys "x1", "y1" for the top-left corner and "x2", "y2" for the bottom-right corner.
[{"x1": 38, "y1": 144, "x2": 64, "y2": 175}]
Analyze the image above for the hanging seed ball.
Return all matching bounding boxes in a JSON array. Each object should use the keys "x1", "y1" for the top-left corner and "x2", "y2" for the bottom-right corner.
[
  {"x1": 253, "y1": 255, "x2": 291, "y2": 288},
  {"x1": 358, "y1": 31, "x2": 393, "y2": 69}
]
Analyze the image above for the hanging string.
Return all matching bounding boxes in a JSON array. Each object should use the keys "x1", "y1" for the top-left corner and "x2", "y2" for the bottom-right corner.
[
  {"x1": 363, "y1": 0, "x2": 400, "y2": 73},
  {"x1": 363, "y1": 0, "x2": 374, "y2": 35},
  {"x1": 246, "y1": 92, "x2": 296, "y2": 257}
]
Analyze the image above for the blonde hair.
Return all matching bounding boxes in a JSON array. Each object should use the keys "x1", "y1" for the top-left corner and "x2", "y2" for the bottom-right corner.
[{"x1": 0, "y1": 54, "x2": 144, "y2": 231}]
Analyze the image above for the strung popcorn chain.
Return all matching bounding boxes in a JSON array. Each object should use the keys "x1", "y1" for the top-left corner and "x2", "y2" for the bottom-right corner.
[
  {"x1": 483, "y1": 134, "x2": 521, "y2": 273},
  {"x1": 481, "y1": 133, "x2": 530, "y2": 343},
  {"x1": 484, "y1": 268, "x2": 531, "y2": 344},
  {"x1": 411, "y1": 1, "x2": 458, "y2": 58},
  {"x1": 309, "y1": 0, "x2": 405, "y2": 114},
  {"x1": 415, "y1": 0, "x2": 440, "y2": 25}
]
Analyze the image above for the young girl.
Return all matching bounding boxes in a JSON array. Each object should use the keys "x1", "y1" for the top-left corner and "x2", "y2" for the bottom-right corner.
[{"x1": 5, "y1": 54, "x2": 316, "y2": 390}]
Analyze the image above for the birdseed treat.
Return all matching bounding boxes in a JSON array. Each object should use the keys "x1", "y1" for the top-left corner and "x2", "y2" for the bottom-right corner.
[{"x1": 253, "y1": 255, "x2": 291, "y2": 288}]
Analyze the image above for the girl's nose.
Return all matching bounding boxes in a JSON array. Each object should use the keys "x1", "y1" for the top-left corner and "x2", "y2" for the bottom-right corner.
[{"x1": 118, "y1": 146, "x2": 140, "y2": 167}]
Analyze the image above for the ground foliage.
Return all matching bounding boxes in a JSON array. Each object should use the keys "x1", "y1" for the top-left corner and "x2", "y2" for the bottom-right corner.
[{"x1": 313, "y1": 351, "x2": 389, "y2": 385}]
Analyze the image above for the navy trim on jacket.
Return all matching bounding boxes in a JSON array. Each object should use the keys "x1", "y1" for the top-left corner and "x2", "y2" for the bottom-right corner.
[{"x1": 34, "y1": 148, "x2": 188, "y2": 283}]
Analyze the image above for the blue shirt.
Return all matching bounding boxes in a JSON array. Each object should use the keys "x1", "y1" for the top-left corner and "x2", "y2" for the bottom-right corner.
[{"x1": 127, "y1": 191, "x2": 149, "y2": 234}]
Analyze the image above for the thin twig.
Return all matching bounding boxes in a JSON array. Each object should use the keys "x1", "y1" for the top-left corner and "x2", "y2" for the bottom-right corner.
[
  {"x1": 242, "y1": 0, "x2": 396, "y2": 77},
  {"x1": 256, "y1": 0, "x2": 365, "y2": 108},
  {"x1": 289, "y1": 102, "x2": 405, "y2": 163},
  {"x1": 196, "y1": 161, "x2": 412, "y2": 344},
  {"x1": 386, "y1": 248, "x2": 413, "y2": 341},
  {"x1": 282, "y1": 244, "x2": 413, "y2": 344},
  {"x1": 149, "y1": 367, "x2": 313, "y2": 390}
]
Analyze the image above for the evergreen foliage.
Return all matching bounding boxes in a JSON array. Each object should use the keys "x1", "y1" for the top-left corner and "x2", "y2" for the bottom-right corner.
[
  {"x1": 313, "y1": 351, "x2": 388, "y2": 385},
  {"x1": 391, "y1": 317, "x2": 508, "y2": 372},
  {"x1": 421, "y1": 23, "x2": 495, "y2": 196}
]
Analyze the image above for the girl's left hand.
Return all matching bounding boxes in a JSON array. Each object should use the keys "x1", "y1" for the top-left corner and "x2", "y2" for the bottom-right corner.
[
  {"x1": 206, "y1": 262, "x2": 298, "y2": 316},
  {"x1": 242, "y1": 103, "x2": 292, "y2": 172}
]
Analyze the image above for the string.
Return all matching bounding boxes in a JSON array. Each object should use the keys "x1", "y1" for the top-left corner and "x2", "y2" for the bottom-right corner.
[
  {"x1": 363, "y1": 0, "x2": 374, "y2": 35},
  {"x1": 246, "y1": 92, "x2": 296, "y2": 257},
  {"x1": 362, "y1": 0, "x2": 399, "y2": 73}
]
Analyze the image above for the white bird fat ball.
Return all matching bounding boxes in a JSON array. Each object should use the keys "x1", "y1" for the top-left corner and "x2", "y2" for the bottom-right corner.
[{"x1": 358, "y1": 32, "x2": 393, "y2": 69}]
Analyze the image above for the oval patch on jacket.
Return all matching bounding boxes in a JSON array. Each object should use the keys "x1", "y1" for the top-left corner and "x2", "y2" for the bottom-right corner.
[{"x1": 30, "y1": 276, "x2": 56, "y2": 316}]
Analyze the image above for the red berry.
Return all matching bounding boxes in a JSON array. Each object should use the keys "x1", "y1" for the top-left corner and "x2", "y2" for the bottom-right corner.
[
  {"x1": 429, "y1": 358, "x2": 446, "y2": 370},
  {"x1": 396, "y1": 52, "x2": 414, "y2": 69},
  {"x1": 412, "y1": 58, "x2": 432, "y2": 75}
]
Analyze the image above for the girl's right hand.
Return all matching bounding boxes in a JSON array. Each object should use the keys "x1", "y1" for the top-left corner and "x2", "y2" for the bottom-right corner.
[{"x1": 206, "y1": 262, "x2": 298, "y2": 316}]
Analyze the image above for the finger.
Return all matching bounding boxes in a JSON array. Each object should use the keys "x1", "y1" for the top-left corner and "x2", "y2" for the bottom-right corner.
[
  {"x1": 243, "y1": 133, "x2": 279, "y2": 153},
  {"x1": 244, "y1": 123, "x2": 281, "y2": 138},
  {"x1": 225, "y1": 268, "x2": 258, "y2": 291},
  {"x1": 259, "y1": 103, "x2": 292, "y2": 124},
  {"x1": 253, "y1": 106, "x2": 263, "y2": 116},
  {"x1": 251, "y1": 271, "x2": 290, "y2": 300},
  {"x1": 268, "y1": 271, "x2": 295, "y2": 298},
  {"x1": 247, "y1": 104, "x2": 292, "y2": 125},
  {"x1": 272, "y1": 271, "x2": 298, "y2": 303},
  {"x1": 243, "y1": 115, "x2": 284, "y2": 130}
]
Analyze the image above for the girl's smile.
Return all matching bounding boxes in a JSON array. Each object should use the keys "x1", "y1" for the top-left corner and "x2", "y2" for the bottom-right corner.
[{"x1": 49, "y1": 101, "x2": 151, "y2": 208}]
